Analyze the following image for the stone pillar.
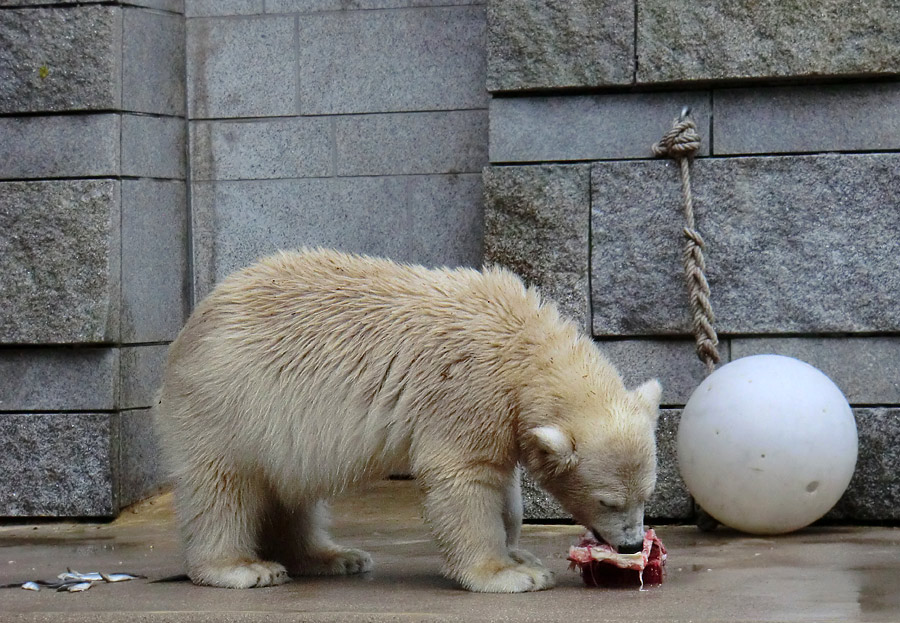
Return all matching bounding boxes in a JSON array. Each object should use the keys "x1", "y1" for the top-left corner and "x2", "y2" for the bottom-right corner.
[
  {"x1": 0, "y1": 1, "x2": 187, "y2": 516},
  {"x1": 485, "y1": 0, "x2": 900, "y2": 522}
]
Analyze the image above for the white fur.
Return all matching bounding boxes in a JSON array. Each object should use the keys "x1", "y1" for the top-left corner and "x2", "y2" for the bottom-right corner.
[
  {"x1": 531, "y1": 426, "x2": 571, "y2": 456},
  {"x1": 155, "y1": 249, "x2": 660, "y2": 592}
]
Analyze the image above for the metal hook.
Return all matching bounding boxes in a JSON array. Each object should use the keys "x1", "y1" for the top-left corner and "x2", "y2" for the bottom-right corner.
[{"x1": 680, "y1": 106, "x2": 691, "y2": 121}]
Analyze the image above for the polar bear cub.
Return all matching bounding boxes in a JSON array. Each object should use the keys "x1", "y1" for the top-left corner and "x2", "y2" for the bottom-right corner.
[{"x1": 155, "y1": 249, "x2": 661, "y2": 593}]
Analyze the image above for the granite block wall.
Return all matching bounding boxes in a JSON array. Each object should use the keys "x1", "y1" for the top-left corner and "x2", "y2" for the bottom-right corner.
[
  {"x1": 3, "y1": 0, "x2": 488, "y2": 516},
  {"x1": 0, "y1": 1, "x2": 187, "y2": 516},
  {"x1": 185, "y1": 0, "x2": 488, "y2": 300},
  {"x1": 485, "y1": 0, "x2": 900, "y2": 523},
  {"x1": 3, "y1": 0, "x2": 899, "y2": 525}
]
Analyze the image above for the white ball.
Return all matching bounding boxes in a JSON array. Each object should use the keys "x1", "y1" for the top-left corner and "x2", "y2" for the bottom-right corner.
[{"x1": 677, "y1": 354, "x2": 858, "y2": 535}]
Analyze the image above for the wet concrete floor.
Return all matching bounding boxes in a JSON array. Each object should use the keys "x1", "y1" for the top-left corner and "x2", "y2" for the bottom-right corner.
[{"x1": 1, "y1": 479, "x2": 898, "y2": 622}]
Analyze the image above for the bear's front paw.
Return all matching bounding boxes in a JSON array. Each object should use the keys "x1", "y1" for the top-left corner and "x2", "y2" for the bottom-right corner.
[
  {"x1": 298, "y1": 547, "x2": 374, "y2": 576},
  {"x1": 461, "y1": 561, "x2": 555, "y2": 593},
  {"x1": 509, "y1": 548, "x2": 544, "y2": 568},
  {"x1": 191, "y1": 559, "x2": 289, "y2": 588}
]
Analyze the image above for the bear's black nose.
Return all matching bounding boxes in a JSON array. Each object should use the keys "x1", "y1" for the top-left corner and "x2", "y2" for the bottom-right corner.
[{"x1": 617, "y1": 540, "x2": 644, "y2": 554}]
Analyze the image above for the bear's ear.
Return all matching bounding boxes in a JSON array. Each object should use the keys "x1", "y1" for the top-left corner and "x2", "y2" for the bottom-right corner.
[
  {"x1": 633, "y1": 379, "x2": 662, "y2": 424},
  {"x1": 634, "y1": 379, "x2": 662, "y2": 407},
  {"x1": 529, "y1": 426, "x2": 578, "y2": 473}
]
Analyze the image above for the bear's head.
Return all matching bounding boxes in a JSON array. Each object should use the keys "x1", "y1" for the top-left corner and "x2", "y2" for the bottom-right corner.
[{"x1": 520, "y1": 378, "x2": 662, "y2": 554}]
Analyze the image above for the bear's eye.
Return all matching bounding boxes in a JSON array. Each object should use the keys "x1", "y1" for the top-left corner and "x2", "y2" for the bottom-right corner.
[{"x1": 595, "y1": 496, "x2": 624, "y2": 511}]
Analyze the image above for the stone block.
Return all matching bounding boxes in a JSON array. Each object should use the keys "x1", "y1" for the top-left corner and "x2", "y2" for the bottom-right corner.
[
  {"x1": 637, "y1": 0, "x2": 900, "y2": 84},
  {"x1": 265, "y1": 0, "x2": 337, "y2": 9},
  {"x1": 0, "y1": 1, "x2": 182, "y2": 8},
  {"x1": 192, "y1": 174, "x2": 483, "y2": 299},
  {"x1": 714, "y1": 83, "x2": 900, "y2": 156},
  {"x1": 126, "y1": 1, "x2": 184, "y2": 12},
  {"x1": 0, "y1": 413, "x2": 117, "y2": 517},
  {"x1": 0, "y1": 348, "x2": 118, "y2": 411},
  {"x1": 121, "y1": 179, "x2": 189, "y2": 343},
  {"x1": 266, "y1": 0, "x2": 482, "y2": 10},
  {"x1": 732, "y1": 338, "x2": 900, "y2": 406},
  {"x1": 649, "y1": 410, "x2": 692, "y2": 519},
  {"x1": 483, "y1": 165, "x2": 590, "y2": 333},
  {"x1": 0, "y1": 180, "x2": 121, "y2": 344},
  {"x1": 520, "y1": 473, "x2": 556, "y2": 520},
  {"x1": 185, "y1": 0, "x2": 262, "y2": 16},
  {"x1": 264, "y1": 0, "x2": 338, "y2": 9},
  {"x1": 297, "y1": 6, "x2": 487, "y2": 114},
  {"x1": 523, "y1": 409, "x2": 691, "y2": 520},
  {"x1": 490, "y1": 93, "x2": 711, "y2": 163},
  {"x1": 120, "y1": 345, "x2": 169, "y2": 410},
  {"x1": 0, "y1": 114, "x2": 120, "y2": 179},
  {"x1": 123, "y1": 7, "x2": 185, "y2": 116},
  {"x1": 335, "y1": 110, "x2": 488, "y2": 176},
  {"x1": 187, "y1": 15, "x2": 296, "y2": 118},
  {"x1": 119, "y1": 409, "x2": 163, "y2": 508},
  {"x1": 0, "y1": 1, "x2": 96, "y2": 5},
  {"x1": 190, "y1": 117, "x2": 332, "y2": 180},
  {"x1": 829, "y1": 409, "x2": 900, "y2": 521},
  {"x1": 0, "y1": 6, "x2": 122, "y2": 113},
  {"x1": 591, "y1": 154, "x2": 900, "y2": 336},
  {"x1": 487, "y1": 0, "x2": 633, "y2": 92},
  {"x1": 122, "y1": 114, "x2": 186, "y2": 179},
  {"x1": 597, "y1": 339, "x2": 730, "y2": 407}
]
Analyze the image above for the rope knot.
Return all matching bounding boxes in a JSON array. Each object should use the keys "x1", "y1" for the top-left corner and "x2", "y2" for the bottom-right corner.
[
  {"x1": 654, "y1": 109, "x2": 720, "y2": 375},
  {"x1": 652, "y1": 118, "x2": 701, "y2": 159},
  {"x1": 682, "y1": 226, "x2": 705, "y2": 248}
]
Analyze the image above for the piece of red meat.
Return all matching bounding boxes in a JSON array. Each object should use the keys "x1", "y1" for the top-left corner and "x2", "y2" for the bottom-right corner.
[{"x1": 567, "y1": 529, "x2": 667, "y2": 588}]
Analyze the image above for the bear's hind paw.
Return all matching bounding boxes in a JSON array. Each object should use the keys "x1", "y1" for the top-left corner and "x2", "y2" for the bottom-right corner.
[{"x1": 297, "y1": 547, "x2": 374, "y2": 576}]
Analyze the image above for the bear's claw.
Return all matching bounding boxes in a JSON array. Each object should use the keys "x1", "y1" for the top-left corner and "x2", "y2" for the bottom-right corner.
[
  {"x1": 298, "y1": 547, "x2": 374, "y2": 576},
  {"x1": 509, "y1": 548, "x2": 543, "y2": 568}
]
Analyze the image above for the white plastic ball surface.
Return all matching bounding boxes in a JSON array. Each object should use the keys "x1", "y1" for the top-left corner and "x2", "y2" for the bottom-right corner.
[{"x1": 677, "y1": 354, "x2": 858, "y2": 535}]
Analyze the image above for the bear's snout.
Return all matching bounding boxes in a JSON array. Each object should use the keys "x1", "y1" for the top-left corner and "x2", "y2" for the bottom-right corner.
[{"x1": 617, "y1": 540, "x2": 644, "y2": 555}]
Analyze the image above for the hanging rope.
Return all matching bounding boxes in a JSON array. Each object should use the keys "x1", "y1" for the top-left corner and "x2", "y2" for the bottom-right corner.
[{"x1": 652, "y1": 108, "x2": 720, "y2": 374}]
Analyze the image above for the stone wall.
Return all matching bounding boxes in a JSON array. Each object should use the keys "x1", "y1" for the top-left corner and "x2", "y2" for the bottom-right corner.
[
  {"x1": 0, "y1": 1, "x2": 187, "y2": 516},
  {"x1": 1, "y1": 0, "x2": 489, "y2": 517},
  {"x1": 485, "y1": 0, "x2": 900, "y2": 522},
  {"x1": 184, "y1": 0, "x2": 488, "y2": 301},
  {"x1": 2, "y1": 0, "x2": 898, "y2": 524}
]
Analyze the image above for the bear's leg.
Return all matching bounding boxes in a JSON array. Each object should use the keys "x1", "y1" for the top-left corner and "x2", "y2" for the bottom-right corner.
[
  {"x1": 178, "y1": 469, "x2": 289, "y2": 588},
  {"x1": 501, "y1": 467, "x2": 544, "y2": 569},
  {"x1": 502, "y1": 465, "x2": 523, "y2": 548},
  {"x1": 262, "y1": 500, "x2": 373, "y2": 577},
  {"x1": 421, "y1": 471, "x2": 554, "y2": 593}
]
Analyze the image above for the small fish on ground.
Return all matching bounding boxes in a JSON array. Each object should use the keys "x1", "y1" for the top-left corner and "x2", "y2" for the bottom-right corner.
[
  {"x1": 100, "y1": 572, "x2": 142, "y2": 582},
  {"x1": 1, "y1": 568, "x2": 145, "y2": 592},
  {"x1": 58, "y1": 570, "x2": 104, "y2": 582}
]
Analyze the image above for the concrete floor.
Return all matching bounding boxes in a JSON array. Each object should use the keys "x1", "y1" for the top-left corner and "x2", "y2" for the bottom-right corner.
[{"x1": 1, "y1": 480, "x2": 898, "y2": 623}]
